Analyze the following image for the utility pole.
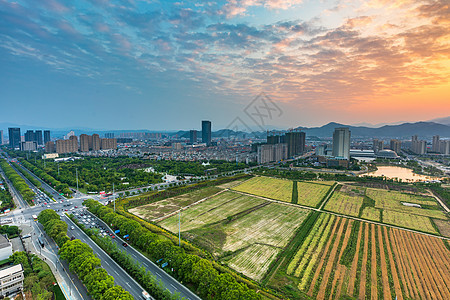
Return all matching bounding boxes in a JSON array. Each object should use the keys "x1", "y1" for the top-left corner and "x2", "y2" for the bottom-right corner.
[{"x1": 178, "y1": 210, "x2": 181, "y2": 247}]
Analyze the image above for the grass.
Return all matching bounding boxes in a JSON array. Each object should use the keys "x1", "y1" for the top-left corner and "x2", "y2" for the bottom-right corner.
[
  {"x1": 232, "y1": 176, "x2": 293, "y2": 202},
  {"x1": 324, "y1": 192, "x2": 363, "y2": 217},
  {"x1": 53, "y1": 284, "x2": 66, "y2": 300},
  {"x1": 382, "y1": 210, "x2": 438, "y2": 234},
  {"x1": 129, "y1": 186, "x2": 222, "y2": 220}
]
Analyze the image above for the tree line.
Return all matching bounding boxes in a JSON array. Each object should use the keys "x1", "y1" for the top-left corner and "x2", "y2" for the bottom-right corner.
[
  {"x1": 0, "y1": 159, "x2": 34, "y2": 205},
  {"x1": 38, "y1": 209, "x2": 133, "y2": 300},
  {"x1": 85, "y1": 199, "x2": 262, "y2": 300}
]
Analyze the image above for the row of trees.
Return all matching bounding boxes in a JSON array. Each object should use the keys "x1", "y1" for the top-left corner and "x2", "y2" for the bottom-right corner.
[
  {"x1": 11, "y1": 162, "x2": 53, "y2": 199},
  {"x1": 10, "y1": 251, "x2": 56, "y2": 299},
  {"x1": 85, "y1": 199, "x2": 262, "y2": 300},
  {"x1": 0, "y1": 159, "x2": 34, "y2": 205},
  {"x1": 0, "y1": 183, "x2": 15, "y2": 212},
  {"x1": 38, "y1": 210, "x2": 133, "y2": 300},
  {"x1": 19, "y1": 159, "x2": 72, "y2": 196}
]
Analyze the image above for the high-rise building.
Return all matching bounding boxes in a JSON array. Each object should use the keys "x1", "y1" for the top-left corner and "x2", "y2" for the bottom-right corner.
[
  {"x1": 45, "y1": 141, "x2": 56, "y2": 153},
  {"x1": 189, "y1": 130, "x2": 197, "y2": 144},
  {"x1": 24, "y1": 130, "x2": 35, "y2": 142},
  {"x1": 390, "y1": 139, "x2": 401, "y2": 154},
  {"x1": 105, "y1": 133, "x2": 115, "y2": 139},
  {"x1": 100, "y1": 138, "x2": 117, "y2": 150},
  {"x1": 35, "y1": 130, "x2": 43, "y2": 146},
  {"x1": 332, "y1": 127, "x2": 351, "y2": 159},
  {"x1": 411, "y1": 135, "x2": 427, "y2": 155},
  {"x1": 79, "y1": 134, "x2": 90, "y2": 152},
  {"x1": 257, "y1": 143, "x2": 288, "y2": 164},
  {"x1": 439, "y1": 140, "x2": 450, "y2": 155},
  {"x1": 92, "y1": 134, "x2": 100, "y2": 151},
  {"x1": 44, "y1": 130, "x2": 51, "y2": 145},
  {"x1": 285, "y1": 130, "x2": 306, "y2": 157},
  {"x1": 55, "y1": 136, "x2": 78, "y2": 154},
  {"x1": 0, "y1": 130, "x2": 3, "y2": 145},
  {"x1": 432, "y1": 135, "x2": 440, "y2": 153},
  {"x1": 372, "y1": 139, "x2": 384, "y2": 153},
  {"x1": 8, "y1": 128, "x2": 21, "y2": 149},
  {"x1": 202, "y1": 120, "x2": 212, "y2": 146},
  {"x1": 20, "y1": 141, "x2": 37, "y2": 151}
]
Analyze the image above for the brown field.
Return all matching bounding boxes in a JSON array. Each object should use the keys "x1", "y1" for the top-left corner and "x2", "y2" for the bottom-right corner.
[
  {"x1": 283, "y1": 215, "x2": 450, "y2": 300},
  {"x1": 433, "y1": 219, "x2": 450, "y2": 238}
]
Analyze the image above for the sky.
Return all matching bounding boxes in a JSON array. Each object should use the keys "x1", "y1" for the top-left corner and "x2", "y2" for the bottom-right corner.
[{"x1": 0, "y1": 0, "x2": 449, "y2": 131}]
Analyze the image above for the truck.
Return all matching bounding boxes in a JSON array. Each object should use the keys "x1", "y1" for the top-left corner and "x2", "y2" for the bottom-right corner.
[{"x1": 142, "y1": 291, "x2": 153, "y2": 300}]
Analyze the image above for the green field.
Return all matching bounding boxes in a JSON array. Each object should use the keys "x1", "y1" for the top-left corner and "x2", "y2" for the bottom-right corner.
[
  {"x1": 158, "y1": 190, "x2": 310, "y2": 280},
  {"x1": 232, "y1": 176, "x2": 331, "y2": 207},
  {"x1": 382, "y1": 210, "x2": 439, "y2": 234},
  {"x1": 129, "y1": 186, "x2": 222, "y2": 221},
  {"x1": 360, "y1": 207, "x2": 381, "y2": 222},
  {"x1": 324, "y1": 192, "x2": 363, "y2": 217}
]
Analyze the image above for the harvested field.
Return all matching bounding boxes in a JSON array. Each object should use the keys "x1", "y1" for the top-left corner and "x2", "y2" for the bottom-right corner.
[
  {"x1": 324, "y1": 192, "x2": 363, "y2": 216},
  {"x1": 232, "y1": 176, "x2": 292, "y2": 202},
  {"x1": 383, "y1": 210, "x2": 438, "y2": 234},
  {"x1": 158, "y1": 190, "x2": 310, "y2": 280},
  {"x1": 130, "y1": 186, "x2": 222, "y2": 220},
  {"x1": 279, "y1": 215, "x2": 450, "y2": 300},
  {"x1": 433, "y1": 219, "x2": 450, "y2": 238}
]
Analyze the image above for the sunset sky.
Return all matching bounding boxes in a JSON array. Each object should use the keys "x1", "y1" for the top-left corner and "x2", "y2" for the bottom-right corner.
[{"x1": 1, "y1": 0, "x2": 449, "y2": 130}]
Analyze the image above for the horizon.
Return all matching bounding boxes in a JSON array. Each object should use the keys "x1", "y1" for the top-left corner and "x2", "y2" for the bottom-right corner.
[{"x1": 1, "y1": 1, "x2": 449, "y2": 130}]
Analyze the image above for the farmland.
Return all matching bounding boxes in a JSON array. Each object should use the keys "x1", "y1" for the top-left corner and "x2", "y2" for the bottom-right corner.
[
  {"x1": 158, "y1": 190, "x2": 310, "y2": 280},
  {"x1": 324, "y1": 192, "x2": 363, "y2": 217},
  {"x1": 232, "y1": 176, "x2": 292, "y2": 202},
  {"x1": 383, "y1": 210, "x2": 439, "y2": 234},
  {"x1": 274, "y1": 214, "x2": 450, "y2": 300},
  {"x1": 129, "y1": 186, "x2": 222, "y2": 221},
  {"x1": 232, "y1": 176, "x2": 332, "y2": 207}
]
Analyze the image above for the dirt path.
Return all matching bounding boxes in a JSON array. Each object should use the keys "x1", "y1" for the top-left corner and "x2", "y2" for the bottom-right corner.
[
  {"x1": 377, "y1": 226, "x2": 391, "y2": 300},
  {"x1": 427, "y1": 188, "x2": 450, "y2": 213},
  {"x1": 307, "y1": 218, "x2": 341, "y2": 296},
  {"x1": 383, "y1": 227, "x2": 403, "y2": 300},
  {"x1": 370, "y1": 224, "x2": 377, "y2": 300},
  {"x1": 359, "y1": 223, "x2": 369, "y2": 300},
  {"x1": 347, "y1": 222, "x2": 362, "y2": 296}
]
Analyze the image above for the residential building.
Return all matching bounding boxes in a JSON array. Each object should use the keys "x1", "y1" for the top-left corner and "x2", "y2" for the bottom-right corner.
[
  {"x1": 172, "y1": 142, "x2": 183, "y2": 150},
  {"x1": 257, "y1": 143, "x2": 288, "y2": 164},
  {"x1": 285, "y1": 130, "x2": 305, "y2": 157},
  {"x1": 105, "y1": 133, "x2": 115, "y2": 139},
  {"x1": 43, "y1": 130, "x2": 51, "y2": 145},
  {"x1": 390, "y1": 139, "x2": 401, "y2": 154},
  {"x1": 8, "y1": 128, "x2": 21, "y2": 149},
  {"x1": 79, "y1": 134, "x2": 90, "y2": 152},
  {"x1": 0, "y1": 264, "x2": 24, "y2": 297},
  {"x1": 45, "y1": 141, "x2": 55, "y2": 153},
  {"x1": 56, "y1": 136, "x2": 78, "y2": 154},
  {"x1": 0, "y1": 130, "x2": 3, "y2": 145},
  {"x1": 202, "y1": 120, "x2": 212, "y2": 146},
  {"x1": 432, "y1": 135, "x2": 440, "y2": 152},
  {"x1": 100, "y1": 138, "x2": 117, "y2": 150},
  {"x1": 189, "y1": 130, "x2": 197, "y2": 144},
  {"x1": 20, "y1": 141, "x2": 37, "y2": 151},
  {"x1": 315, "y1": 144, "x2": 327, "y2": 156},
  {"x1": 64, "y1": 130, "x2": 75, "y2": 140},
  {"x1": 439, "y1": 140, "x2": 450, "y2": 155},
  {"x1": 0, "y1": 235, "x2": 12, "y2": 261},
  {"x1": 411, "y1": 135, "x2": 427, "y2": 155},
  {"x1": 332, "y1": 127, "x2": 351, "y2": 159},
  {"x1": 92, "y1": 134, "x2": 100, "y2": 151},
  {"x1": 372, "y1": 139, "x2": 384, "y2": 153}
]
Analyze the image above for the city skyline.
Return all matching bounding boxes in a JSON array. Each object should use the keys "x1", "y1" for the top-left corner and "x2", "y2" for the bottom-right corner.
[{"x1": 1, "y1": 0, "x2": 449, "y2": 130}]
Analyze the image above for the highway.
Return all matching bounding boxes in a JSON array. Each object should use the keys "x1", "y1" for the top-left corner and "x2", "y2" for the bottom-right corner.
[{"x1": 1, "y1": 150, "x2": 201, "y2": 300}]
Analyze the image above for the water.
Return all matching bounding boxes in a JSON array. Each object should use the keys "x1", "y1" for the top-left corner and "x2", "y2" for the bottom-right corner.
[{"x1": 362, "y1": 166, "x2": 442, "y2": 182}]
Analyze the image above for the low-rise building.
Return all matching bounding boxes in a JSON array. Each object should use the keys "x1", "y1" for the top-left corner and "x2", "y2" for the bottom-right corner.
[{"x1": 0, "y1": 264, "x2": 23, "y2": 297}]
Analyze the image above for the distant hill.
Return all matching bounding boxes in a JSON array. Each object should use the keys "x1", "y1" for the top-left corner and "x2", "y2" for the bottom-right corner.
[
  {"x1": 429, "y1": 116, "x2": 450, "y2": 126},
  {"x1": 297, "y1": 121, "x2": 450, "y2": 138}
]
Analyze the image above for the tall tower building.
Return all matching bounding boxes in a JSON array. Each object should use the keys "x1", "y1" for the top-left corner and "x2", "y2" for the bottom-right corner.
[
  {"x1": 92, "y1": 134, "x2": 100, "y2": 151},
  {"x1": 79, "y1": 134, "x2": 90, "y2": 152},
  {"x1": 8, "y1": 128, "x2": 21, "y2": 149},
  {"x1": 390, "y1": 139, "x2": 401, "y2": 154},
  {"x1": 202, "y1": 120, "x2": 212, "y2": 146},
  {"x1": 372, "y1": 139, "x2": 384, "y2": 153},
  {"x1": 432, "y1": 135, "x2": 440, "y2": 152},
  {"x1": 35, "y1": 130, "x2": 43, "y2": 146},
  {"x1": 332, "y1": 127, "x2": 351, "y2": 159},
  {"x1": 285, "y1": 131, "x2": 306, "y2": 157},
  {"x1": 44, "y1": 130, "x2": 51, "y2": 144},
  {"x1": 25, "y1": 130, "x2": 35, "y2": 142},
  {"x1": 189, "y1": 130, "x2": 197, "y2": 144},
  {"x1": 0, "y1": 130, "x2": 3, "y2": 145}
]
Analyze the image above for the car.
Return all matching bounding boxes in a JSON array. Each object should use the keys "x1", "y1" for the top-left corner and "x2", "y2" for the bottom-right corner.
[
  {"x1": 111, "y1": 235, "x2": 115, "y2": 238},
  {"x1": 75, "y1": 206, "x2": 78, "y2": 208},
  {"x1": 109, "y1": 233, "x2": 113, "y2": 236},
  {"x1": 65, "y1": 209, "x2": 68, "y2": 211},
  {"x1": 71, "y1": 226, "x2": 75, "y2": 230},
  {"x1": 47, "y1": 205, "x2": 50, "y2": 208},
  {"x1": 122, "y1": 242, "x2": 128, "y2": 247}
]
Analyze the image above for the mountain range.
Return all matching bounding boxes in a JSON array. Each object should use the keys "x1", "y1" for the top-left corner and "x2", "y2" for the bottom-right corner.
[{"x1": 1, "y1": 118, "x2": 449, "y2": 140}]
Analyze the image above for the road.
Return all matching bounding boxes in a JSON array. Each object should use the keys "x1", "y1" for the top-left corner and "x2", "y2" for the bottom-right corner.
[{"x1": 1, "y1": 150, "x2": 201, "y2": 300}]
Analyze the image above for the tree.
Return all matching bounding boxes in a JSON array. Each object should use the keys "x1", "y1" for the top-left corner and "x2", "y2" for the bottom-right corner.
[
  {"x1": 59, "y1": 239, "x2": 93, "y2": 263},
  {"x1": 102, "y1": 286, "x2": 134, "y2": 300},
  {"x1": 38, "y1": 209, "x2": 60, "y2": 227},
  {"x1": 84, "y1": 268, "x2": 114, "y2": 299}
]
